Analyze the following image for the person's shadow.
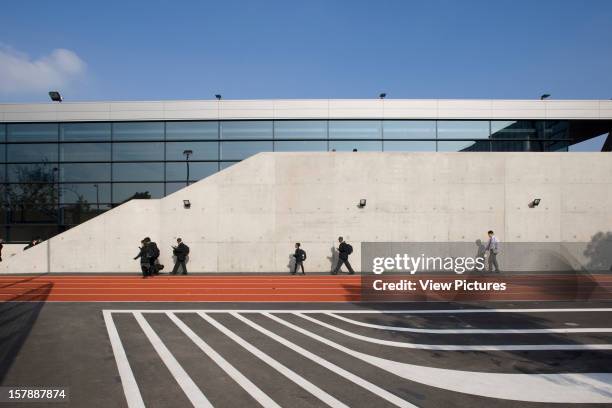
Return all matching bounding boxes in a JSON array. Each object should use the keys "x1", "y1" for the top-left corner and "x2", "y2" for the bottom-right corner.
[
  {"x1": 474, "y1": 239, "x2": 486, "y2": 272},
  {"x1": 327, "y1": 246, "x2": 338, "y2": 273},
  {"x1": 286, "y1": 254, "x2": 295, "y2": 274}
]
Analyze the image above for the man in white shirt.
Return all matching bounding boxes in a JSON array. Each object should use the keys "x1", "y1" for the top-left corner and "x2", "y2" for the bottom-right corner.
[{"x1": 485, "y1": 230, "x2": 500, "y2": 273}]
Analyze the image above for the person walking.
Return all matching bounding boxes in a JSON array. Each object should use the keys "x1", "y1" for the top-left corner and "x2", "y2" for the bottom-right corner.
[
  {"x1": 144, "y1": 237, "x2": 160, "y2": 275},
  {"x1": 332, "y1": 236, "x2": 355, "y2": 275},
  {"x1": 485, "y1": 230, "x2": 501, "y2": 273},
  {"x1": 291, "y1": 243, "x2": 306, "y2": 275},
  {"x1": 134, "y1": 239, "x2": 151, "y2": 278},
  {"x1": 171, "y1": 238, "x2": 190, "y2": 275}
]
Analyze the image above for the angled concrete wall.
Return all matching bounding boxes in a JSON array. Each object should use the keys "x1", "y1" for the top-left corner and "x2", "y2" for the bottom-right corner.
[{"x1": 1, "y1": 152, "x2": 611, "y2": 273}]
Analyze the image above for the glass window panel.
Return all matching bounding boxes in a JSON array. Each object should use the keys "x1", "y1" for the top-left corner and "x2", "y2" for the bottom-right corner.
[
  {"x1": 544, "y1": 121, "x2": 569, "y2": 139},
  {"x1": 0, "y1": 123, "x2": 5, "y2": 142},
  {"x1": 383, "y1": 121, "x2": 436, "y2": 139},
  {"x1": 8, "y1": 163, "x2": 57, "y2": 182},
  {"x1": 60, "y1": 143, "x2": 111, "y2": 162},
  {"x1": 0, "y1": 163, "x2": 5, "y2": 182},
  {"x1": 221, "y1": 121, "x2": 273, "y2": 140},
  {"x1": 437, "y1": 121, "x2": 490, "y2": 139},
  {"x1": 219, "y1": 162, "x2": 238, "y2": 170},
  {"x1": 166, "y1": 162, "x2": 218, "y2": 182},
  {"x1": 112, "y1": 183, "x2": 164, "y2": 203},
  {"x1": 274, "y1": 121, "x2": 327, "y2": 139},
  {"x1": 0, "y1": 142, "x2": 5, "y2": 161},
  {"x1": 165, "y1": 182, "x2": 187, "y2": 195},
  {"x1": 329, "y1": 121, "x2": 381, "y2": 139},
  {"x1": 383, "y1": 141, "x2": 436, "y2": 152},
  {"x1": 62, "y1": 205, "x2": 111, "y2": 225},
  {"x1": 7, "y1": 143, "x2": 58, "y2": 162},
  {"x1": 7, "y1": 123, "x2": 58, "y2": 142},
  {"x1": 328, "y1": 140, "x2": 382, "y2": 151},
  {"x1": 220, "y1": 141, "x2": 273, "y2": 160},
  {"x1": 437, "y1": 140, "x2": 490, "y2": 152},
  {"x1": 113, "y1": 163, "x2": 164, "y2": 182},
  {"x1": 492, "y1": 141, "x2": 530, "y2": 152},
  {"x1": 112, "y1": 142, "x2": 164, "y2": 161},
  {"x1": 166, "y1": 142, "x2": 219, "y2": 160},
  {"x1": 60, "y1": 123, "x2": 111, "y2": 141},
  {"x1": 60, "y1": 183, "x2": 111, "y2": 204},
  {"x1": 7, "y1": 226, "x2": 59, "y2": 242},
  {"x1": 112, "y1": 122, "x2": 164, "y2": 141},
  {"x1": 166, "y1": 121, "x2": 218, "y2": 140},
  {"x1": 60, "y1": 163, "x2": 111, "y2": 182},
  {"x1": 6, "y1": 184, "x2": 58, "y2": 221},
  {"x1": 274, "y1": 141, "x2": 328, "y2": 152},
  {"x1": 490, "y1": 121, "x2": 537, "y2": 139}
]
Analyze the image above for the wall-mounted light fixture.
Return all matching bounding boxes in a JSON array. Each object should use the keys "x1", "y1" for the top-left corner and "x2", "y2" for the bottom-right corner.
[
  {"x1": 183, "y1": 199, "x2": 191, "y2": 209},
  {"x1": 379, "y1": 93, "x2": 386, "y2": 99},
  {"x1": 529, "y1": 198, "x2": 541, "y2": 208},
  {"x1": 358, "y1": 199, "x2": 367, "y2": 208},
  {"x1": 215, "y1": 94, "x2": 222, "y2": 100},
  {"x1": 540, "y1": 94, "x2": 551, "y2": 100},
  {"x1": 49, "y1": 91, "x2": 62, "y2": 102}
]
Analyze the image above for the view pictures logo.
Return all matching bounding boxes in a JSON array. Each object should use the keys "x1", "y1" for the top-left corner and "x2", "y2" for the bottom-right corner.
[{"x1": 372, "y1": 254, "x2": 486, "y2": 274}]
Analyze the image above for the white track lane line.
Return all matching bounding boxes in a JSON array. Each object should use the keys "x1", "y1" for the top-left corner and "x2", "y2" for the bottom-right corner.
[
  {"x1": 132, "y1": 312, "x2": 213, "y2": 408},
  {"x1": 233, "y1": 312, "x2": 418, "y2": 408},
  {"x1": 266, "y1": 313, "x2": 612, "y2": 404},
  {"x1": 326, "y1": 312, "x2": 612, "y2": 334},
  {"x1": 198, "y1": 312, "x2": 349, "y2": 408},
  {"x1": 106, "y1": 308, "x2": 612, "y2": 314},
  {"x1": 166, "y1": 312, "x2": 281, "y2": 408},
  {"x1": 298, "y1": 313, "x2": 612, "y2": 351},
  {"x1": 102, "y1": 311, "x2": 145, "y2": 408}
]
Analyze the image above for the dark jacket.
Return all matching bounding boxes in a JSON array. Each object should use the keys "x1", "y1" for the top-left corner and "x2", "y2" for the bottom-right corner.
[
  {"x1": 338, "y1": 242, "x2": 351, "y2": 260},
  {"x1": 147, "y1": 242, "x2": 160, "y2": 260},
  {"x1": 293, "y1": 248, "x2": 306, "y2": 263},
  {"x1": 173, "y1": 242, "x2": 189, "y2": 262},
  {"x1": 134, "y1": 246, "x2": 149, "y2": 265}
]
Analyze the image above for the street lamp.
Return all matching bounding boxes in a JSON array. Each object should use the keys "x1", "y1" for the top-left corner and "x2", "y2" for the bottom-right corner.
[
  {"x1": 183, "y1": 150, "x2": 193, "y2": 186},
  {"x1": 540, "y1": 94, "x2": 551, "y2": 100},
  {"x1": 49, "y1": 91, "x2": 62, "y2": 102},
  {"x1": 93, "y1": 184, "x2": 100, "y2": 210},
  {"x1": 379, "y1": 93, "x2": 386, "y2": 99},
  {"x1": 215, "y1": 94, "x2": 222, "y2": 100}
]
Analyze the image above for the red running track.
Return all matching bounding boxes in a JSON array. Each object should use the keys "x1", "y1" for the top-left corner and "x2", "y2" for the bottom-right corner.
[{"x1": 0, "y1": 274, "x2": 611, "y2": 302}]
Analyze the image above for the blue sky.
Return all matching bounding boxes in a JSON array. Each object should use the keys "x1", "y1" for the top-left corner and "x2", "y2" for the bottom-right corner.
[{"x1": 1, "y1": 0, "x2": 611, "y2": 103}]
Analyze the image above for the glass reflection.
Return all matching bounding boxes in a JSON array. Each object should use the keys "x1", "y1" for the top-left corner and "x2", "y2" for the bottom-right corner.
[
  {"x1": 328, "y1": 140, "x2": 382, "y2": 151},
  {"x1": 60, "y1": 183, "x2": 111, "y2": 205},
  {"x1": 113, "y1": 142, "x2": 164, "y2": 161},
  {"x1": 274, "y1": 121, "x2": 327, "y2": 139},
  {"x1": 437, "y1": 140, "x2": 490, "y2": 152},
  {"x1": 383, "y1": 121, "x2": 436, "y2": 139},
  {"x1": 165, "y1": 162, "x2": 218, "y2": 182},
  {"x1": 60, "y1": 143, "x2": 111, "y2": 162},
  {"x1": 437, "y1": 121, "x2": 490, "y2": 139},
  {"x1": 8, "y1": 163, "x2": 57, "y2": 183},
  {"x1": 274, "y1": 141, "x2": 327, "y2": 152},
  {"x1": 166, "y1": 142, "x2": 219, "y2": 160},
  {"x1": 112, "y1": 183, "x2": 164, "y2": 203},
  {"x1": 60, "y1": 123, "x2": 111, "y2": 141},
  {"x1": 329, "y1": 121, "x2": 381, "y2": 139},
  {"x1": 113, "y1": 163, "x2": 164, "y2": 182},
  {"x1": 220, "y1": 141, "x2": 273, "y2": 160},
  {"x1": 166, "y1": 121, "x2": 218, "y2": 140},
  {"x1": 112, "y1": 122, "x2": 164, "y2": 141},
  {"x1": 8, "y1": 144, "x2": 58, "y2": 162},
  {"x1": 60, "y1": 163, "x2": 111, "y2": 182},
  {"x1": 7, "y1": 123, "x2": 58, "y2": 142},
  {"x1": 221, "y1": 121, "x2": 273, "y2": 139}
]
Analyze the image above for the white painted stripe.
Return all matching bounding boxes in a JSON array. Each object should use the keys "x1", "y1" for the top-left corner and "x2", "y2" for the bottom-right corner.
[
  {"x1": 298, "y1": 313, "x2": 612, "y2": 351},
  {"x1": 327, "y1": 312, "x2": 612, "y2": 334},
  {"x1": 104, "y1": 308, "x2": 612, "y2": 314},
  {"x1": 198, "y1": 312, "x2": 349, "y2": 408},
  {"x1": 102, "y1": 311, "x2": 145, "y2": 408},
  {"x1": 132, "y1": 312, "x2": 213, "y2": 408},
  {"x1": 166, "y1": 312, "x2": 281, "y2": 408},
  {"x1": 266, "y1": 313, "x2": 612, "y2": 403},
  {"x1": 233, "y1": 313, "x2": 418, "y2": 408}
]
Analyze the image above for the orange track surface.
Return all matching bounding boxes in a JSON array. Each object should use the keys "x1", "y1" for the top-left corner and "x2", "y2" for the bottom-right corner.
[{"x1": 0, "y1": 274, "x2": 611, "y2": 302}]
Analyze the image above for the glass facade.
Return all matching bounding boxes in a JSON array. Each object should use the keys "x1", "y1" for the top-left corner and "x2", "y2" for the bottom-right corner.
[{"x1": 0, "y1": 119, "x2": 573, "y2": 242}]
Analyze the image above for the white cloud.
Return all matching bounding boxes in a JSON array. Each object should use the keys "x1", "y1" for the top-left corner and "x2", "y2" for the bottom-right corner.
[{"x1": 0, "y1": 45, "x2": 87, "y2": 95}]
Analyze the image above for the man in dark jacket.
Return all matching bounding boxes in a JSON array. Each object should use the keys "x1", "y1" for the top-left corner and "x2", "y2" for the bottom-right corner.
[
  {"x1": 134, "y1": 240, "x2": 151, "y2": 278},
  {"x1": 332, "y1": 236, "x2": 355, "y2": 275},
  {"x1": 171, "y1": 238, "x2": 189, "y2": 275},
  {"x1": 292, "y1": 242, "x2": 306, "y2": 275},
  {"x1": 143, "y1": 237, "x2": 160, "y2": 275}
]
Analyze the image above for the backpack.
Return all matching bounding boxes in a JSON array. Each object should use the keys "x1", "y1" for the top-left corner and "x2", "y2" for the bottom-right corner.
[
  {"x1": 184, "y1": 244, "x2": 190, "y2": 255},
  {"x1": 345, "y1": 243, "x2": 353, "y2": 255},
  {"x1": 300, "y1": 249, "x2": 307, "y2": 262}
]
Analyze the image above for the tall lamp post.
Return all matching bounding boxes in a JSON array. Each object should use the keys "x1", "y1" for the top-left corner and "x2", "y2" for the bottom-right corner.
[{"x1": 183, "y1": 150, "x2": 193, "y2": 186}]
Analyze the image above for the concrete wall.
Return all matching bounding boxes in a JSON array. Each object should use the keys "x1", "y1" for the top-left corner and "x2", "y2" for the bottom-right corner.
[{"x1": 1, "y1": 152, "x2": 611, "y2": 273}]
